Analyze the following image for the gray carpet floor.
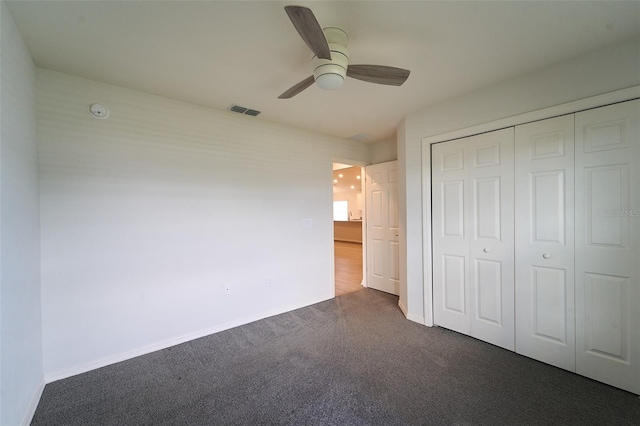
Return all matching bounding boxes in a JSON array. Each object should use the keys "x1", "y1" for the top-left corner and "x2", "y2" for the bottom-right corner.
[{"x1": 32, "y1": 289, "x2": 640, "y2": 425}]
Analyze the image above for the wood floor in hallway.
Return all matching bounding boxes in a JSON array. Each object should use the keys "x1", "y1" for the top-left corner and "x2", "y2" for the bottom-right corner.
[{"x1": 334, "y1": 241, "x2": 363, "y2": 296}]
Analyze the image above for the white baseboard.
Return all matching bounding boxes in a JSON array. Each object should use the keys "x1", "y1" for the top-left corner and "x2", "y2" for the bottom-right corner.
[
  {"x1": 44, "y1": 297, "x2": 329, "y2": 384},
  {"x1": 21, "y1": 376, "x2": 45, "y2": 426},
  {"x1": 406, "y1": 312, "x2": 426, "y2": 325},
  {"x1": 398, "y1": 298, "x2": 408, "y2": 317},
  {"x1": 398, "y1": 299, "x2": 426, "y2": 325}
]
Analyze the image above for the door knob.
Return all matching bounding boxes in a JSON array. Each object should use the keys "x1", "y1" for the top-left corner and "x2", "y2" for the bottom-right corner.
[
  {"x1": 483, "y1": 248, "x2": 490, "y2": 253},
  {"x1": 542, "y1": 253, "x2": 550, "y2": 259}
]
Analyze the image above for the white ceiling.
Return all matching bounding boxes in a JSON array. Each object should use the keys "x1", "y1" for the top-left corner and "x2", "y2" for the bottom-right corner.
[{"x1": 6, "y1": 1, "x2": 640, "y2": 144}]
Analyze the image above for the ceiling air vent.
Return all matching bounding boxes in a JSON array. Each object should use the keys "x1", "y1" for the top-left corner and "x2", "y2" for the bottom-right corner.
[
  {"x1": 348, "y1": 133, "x2": 374, "y2": 142},
  {"x1": 228, "y1": 104, "x2": 261, "y2": 117}
]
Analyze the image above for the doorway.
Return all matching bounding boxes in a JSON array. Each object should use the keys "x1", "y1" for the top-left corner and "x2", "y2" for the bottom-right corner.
[{"x1": 332, "y1": 162, "x2": 365, "y2": 296}]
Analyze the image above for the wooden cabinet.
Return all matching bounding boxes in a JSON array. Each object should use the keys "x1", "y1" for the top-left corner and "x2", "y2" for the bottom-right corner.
[{"x1": 334, "y1": 221, "x2": 362, "y2": 243}]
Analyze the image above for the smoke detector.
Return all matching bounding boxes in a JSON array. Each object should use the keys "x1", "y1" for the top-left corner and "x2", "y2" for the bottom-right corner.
[{"x1": 89, "y1": 103, "x2": 110, "y2": 119}]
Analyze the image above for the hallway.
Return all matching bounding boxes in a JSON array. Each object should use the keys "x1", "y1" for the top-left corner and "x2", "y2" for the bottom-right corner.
[{"x1": 334, "y1": 241, "x2": 363, "y2": 296}]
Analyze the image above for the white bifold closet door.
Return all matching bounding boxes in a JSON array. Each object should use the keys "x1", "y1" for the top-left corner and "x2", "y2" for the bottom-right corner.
[
  {"x1": 575, "y1": 99, "x2": 640, "y2": 394},
  {"x1": 432, "y1": 128, "x2": 515, "y2": 351},
  {"x1": 514, "y1": 115, "x2": 576, "y2": 371}
]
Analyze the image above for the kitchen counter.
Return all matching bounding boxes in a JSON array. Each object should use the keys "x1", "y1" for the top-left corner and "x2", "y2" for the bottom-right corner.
[{"x1": 334, "y1": 221, "x2": 362, "y2": 243}]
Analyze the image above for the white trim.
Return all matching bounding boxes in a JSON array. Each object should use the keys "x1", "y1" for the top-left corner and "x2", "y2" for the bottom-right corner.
[
  {"x1": 399, "y1": 294, "x2": 425, "y2": 324},
  {"x1": 44, "y1": 297, "x2": 330, "y2": 383},
  {"x1": 21, "y1": 377, "x2": 45, "y2": 426},
  {"x1": 422, "y1": 86, "x2": 640, "y2": 146},
  {"x1": 398, "y1": 298, "x2": 408, "y2": 316},
  {"x1": 329, "y1": 160, "x2": 337, "y2": 298},
  {"x1": 360, "y1": 166, "x2": 368, "y2": 288},
  {"x1": 421, "y1": 142, "x2": 434, "y2": 327},
  {"x1": 421, "y1": 86, "x2": 640, "y2": 330},
  {"x1": 406, "y1": 314, "x2": 426, "y2": 324}
]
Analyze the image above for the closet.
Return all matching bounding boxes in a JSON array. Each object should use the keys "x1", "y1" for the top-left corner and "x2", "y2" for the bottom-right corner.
[
  {"x1": 432, "y1": 129, "x2": 515, "y2": 351},
  {"x1": 431, "y1": 99, "x2": 640, "y2": 394}
]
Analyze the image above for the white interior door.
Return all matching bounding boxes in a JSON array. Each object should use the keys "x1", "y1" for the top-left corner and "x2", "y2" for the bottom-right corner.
[
  {"x1": 366, "y1": 161, "x2": 400, "y2": 295},
  {"x1": 575, "y1": 99, "x2": 640, "y2": 394},
  {"x1": 468, "y1": 129, "x2": 515, "y2": 350},
  {"x1": 515, "y1": 114, "x2": 576, "y2": 372},
  {"x1": 432, "y1": 129, "x2": 515, "y2": 350},
  {"x1": 432, "y1": 138, "x2": 470, "y2": 334}
]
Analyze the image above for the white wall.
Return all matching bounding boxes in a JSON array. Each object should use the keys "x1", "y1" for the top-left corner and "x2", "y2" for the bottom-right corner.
[
  {"x1": 370, "y1": 139, "x2": 397, "y2": 164},
  {"x1": 38, "y1": 69, "x2": 370, "y2": 379},
  {"x1": 333, "y1": 191, "x2": 362, "y2": 219},
  {"x1": 399, "y1": 36, "x2": 640, "y2": 324},
  {"x1": 0, "y1": 2, "x2": 43, "y2": 424}
]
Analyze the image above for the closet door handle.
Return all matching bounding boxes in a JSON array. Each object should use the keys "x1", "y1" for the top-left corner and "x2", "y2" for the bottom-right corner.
[
  {"x1": 542, "y1": 253, "x2": 550, "y2": 259},
  {"x1": 483, "y1": 248, "x2": 490, "y2": 253}
]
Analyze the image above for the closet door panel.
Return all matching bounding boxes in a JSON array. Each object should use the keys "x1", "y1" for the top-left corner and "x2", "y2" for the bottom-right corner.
[
  {"x1": 433, "y1": 128, "x2": 515, "y2": 350},
  {"x1": 575, "y1": 99, "x2": 640, "y2": 394},
  {"x1": 468, "y1": 129, "x2": 515, "y2": 350},
  {"x1": 530, "y1": 266, "x2": 568, "y2": 344},
  {"x1": 475, "y1": 259, "x2": 503, "y2": 324},
  {"x1": 584, "y1": 165, "x2": 628, "y2": 248},
  {"x1": 443, "y1": 255, "x2": 466, "y2": 314},
  {"x1": 530, "y1": 170, "x2": 566, "y2": 243},
  {"x1": 515, "y1": 114, "x2": 575, "y2": 371},
  {"x1": 583, "y1": 273, "x2": 629, "y2": 358},
  {"x1": 432, "y1": 139, "x2": 470, "y2": 334}
]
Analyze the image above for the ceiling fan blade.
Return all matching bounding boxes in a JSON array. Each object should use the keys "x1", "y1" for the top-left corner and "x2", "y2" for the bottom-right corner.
[
  {"x1": 347, "y1": 65, "x2": 410, "y2": 86},
  {"x1": 278, "y1": 75, "x2": 315, "y2": 99},
  {"x1": 284, "y1": 5, "x2": 331, "y2": 60}
]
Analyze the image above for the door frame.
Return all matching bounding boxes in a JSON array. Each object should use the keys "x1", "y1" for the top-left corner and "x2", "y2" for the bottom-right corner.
[
  {"x1": 421, "y1": 86, "x2": 640, "y2": 327},
  {"x1": 330, "y1": 158, "x2": 368, "y2": 297}
]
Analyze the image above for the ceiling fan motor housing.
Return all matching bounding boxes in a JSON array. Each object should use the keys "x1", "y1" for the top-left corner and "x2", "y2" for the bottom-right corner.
[{"x1": 312, "y1": 27, "x2": 349, "y2": 90}]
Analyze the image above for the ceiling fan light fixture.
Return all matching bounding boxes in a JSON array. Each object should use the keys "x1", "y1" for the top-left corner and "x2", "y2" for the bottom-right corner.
[
  {"x1": 312, "y1": 38, "x2": 348, "y2": 91},
  {"x1": 315, "y1": 73, "x2": 344, "y2": 90},
  {"x1": 279, "y1": 7, "x2": 410, "y2": 98}
]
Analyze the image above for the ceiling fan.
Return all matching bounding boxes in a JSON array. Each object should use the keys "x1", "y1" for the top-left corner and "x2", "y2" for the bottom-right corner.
[{"x1": 278, "y1": 5, "x2": 411, "y2": 99}]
